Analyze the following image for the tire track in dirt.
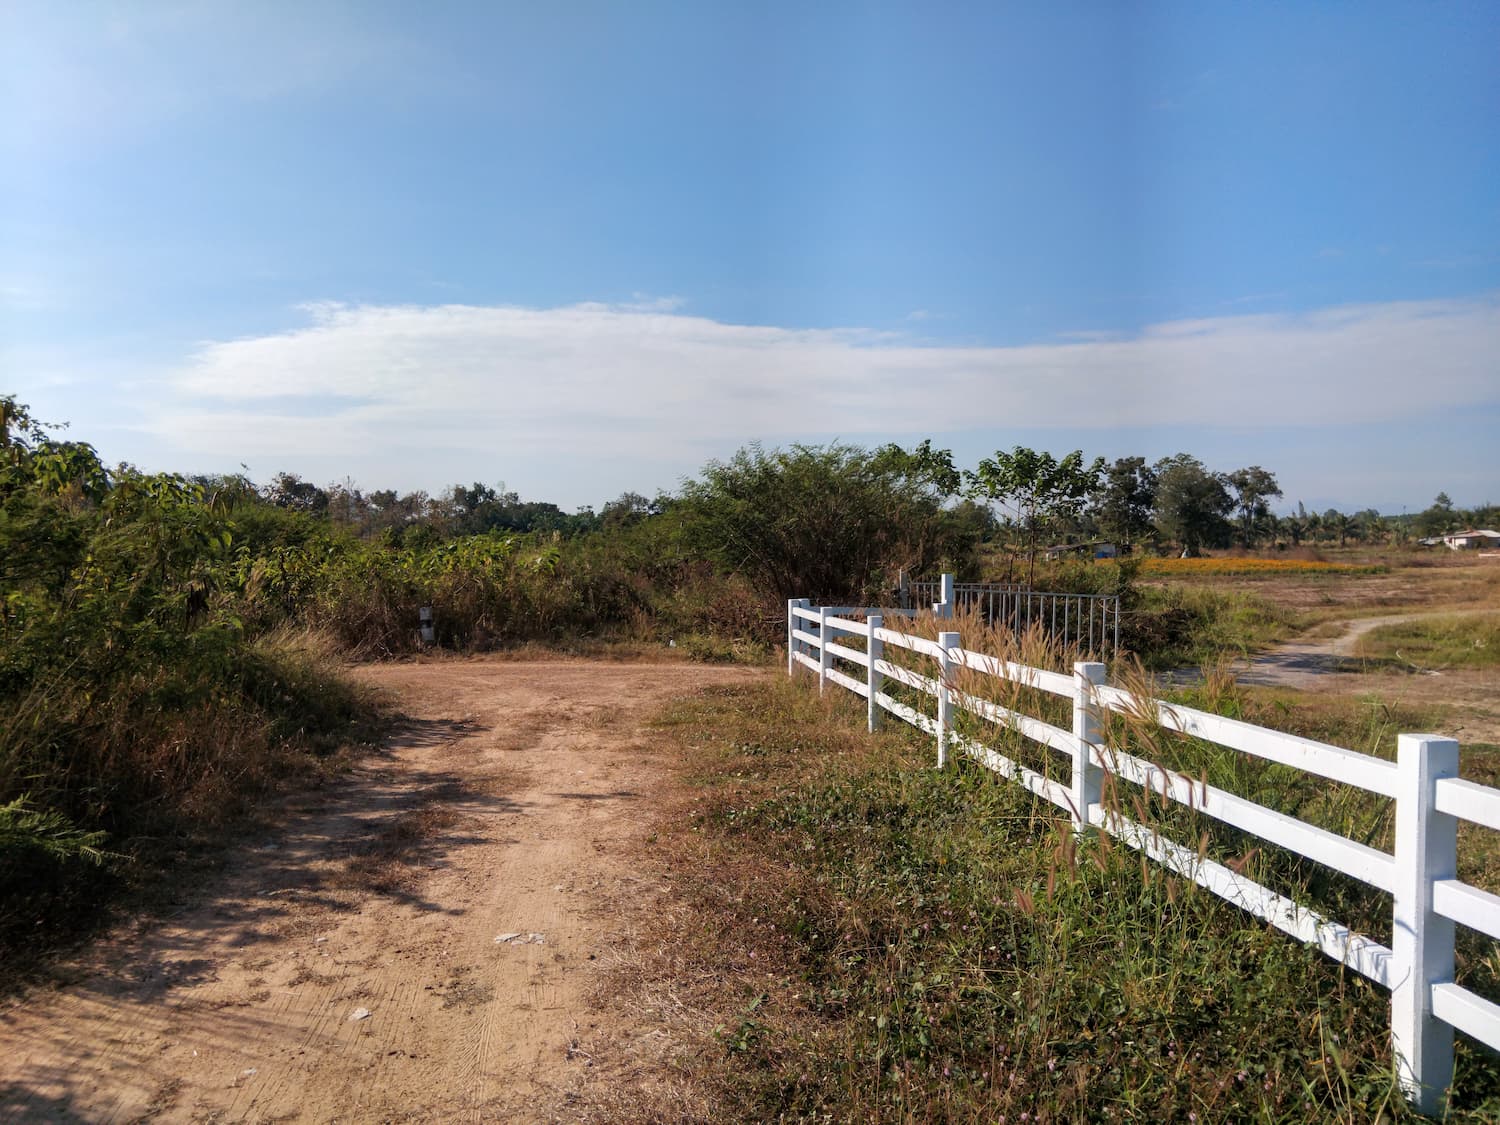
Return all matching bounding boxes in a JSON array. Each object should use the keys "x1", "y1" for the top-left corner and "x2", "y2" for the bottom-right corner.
[{"x1": 0, "y1": 659, "x2": 762, "y2": 1123}]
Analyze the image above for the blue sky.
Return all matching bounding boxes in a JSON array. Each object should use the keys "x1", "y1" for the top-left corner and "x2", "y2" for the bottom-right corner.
[{"x1": 3, "y1": 1, "x2": 1497, "y2": 514}]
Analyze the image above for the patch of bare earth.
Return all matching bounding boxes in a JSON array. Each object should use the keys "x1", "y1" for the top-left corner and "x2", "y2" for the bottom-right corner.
[
  {"x1": 0, "y1": 659, "x2": 763, "y2": 1123},
  {"x1": 1234, "y1": 610, "x2": 1500, "y2": 743}
]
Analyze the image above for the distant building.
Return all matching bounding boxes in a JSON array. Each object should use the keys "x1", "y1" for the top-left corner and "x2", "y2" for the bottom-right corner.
[{"x1": 1442, "y1": 529, "x2": 1500, "y2": 550}]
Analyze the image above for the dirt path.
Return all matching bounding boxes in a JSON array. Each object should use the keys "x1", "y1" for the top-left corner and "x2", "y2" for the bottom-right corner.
[
  {"x1": 0, "y1": 658, "x2": 763, "y2": 1123},
  {"x1": 1220, "y1": 609, "x2": 1500, "y2": 745},
  {"x1": 1236, "y1": 608, "x2": 1500, "y2": 689}
]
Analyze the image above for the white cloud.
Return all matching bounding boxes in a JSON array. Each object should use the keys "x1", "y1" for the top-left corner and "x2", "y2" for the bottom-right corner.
[{"x1": 158, "y1": 294, "x2": 1500, "y2": 469}]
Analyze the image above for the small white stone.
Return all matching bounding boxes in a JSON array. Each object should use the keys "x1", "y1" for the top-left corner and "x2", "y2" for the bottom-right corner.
[{"x1": 348, "y1": 1008, "x2": 371, "y2": 1022}]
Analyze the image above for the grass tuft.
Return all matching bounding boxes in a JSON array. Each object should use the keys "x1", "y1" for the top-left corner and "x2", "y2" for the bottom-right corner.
[{"x1": 1355, "y1": 614, "x2": 1500, "y2": 670}]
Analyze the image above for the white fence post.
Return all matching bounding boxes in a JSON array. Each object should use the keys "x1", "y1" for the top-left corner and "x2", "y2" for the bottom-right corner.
[
  {"x1": 1071, "y1": 661, "x2": 1106, "y2": 831},
  {"x1": 817, "y1": 605, "x2": 831, "y2": 695},
  {"x1": 934, "y1": 572, "x2": 955, "y2": 619},
  {"x1": 786, "y1": 599, "x2": 798, "y2": 676},
  {"x1": 936, "y1": 629, "x2": 959, "y2": 767},
  {"x1": 867, "y1": 614, "x2": 883, "y2": 733},
  {"x1": 1391, "y1": 733, "x2": 1459, "y2": 1116}
]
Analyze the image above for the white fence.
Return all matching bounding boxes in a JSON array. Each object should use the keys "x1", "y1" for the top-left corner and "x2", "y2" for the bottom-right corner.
[{"x1": 786, "y1": 597, "x2": 1500, "y2": 1116}]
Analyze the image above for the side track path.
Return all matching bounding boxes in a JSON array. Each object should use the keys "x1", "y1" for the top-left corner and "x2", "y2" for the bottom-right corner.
[
  {"x1": 0, "y1": 659, "x2": 763, "y2": 1123},
  {"x1": 1235, "y1": 608, "x2": 1500, "y2": 689}
]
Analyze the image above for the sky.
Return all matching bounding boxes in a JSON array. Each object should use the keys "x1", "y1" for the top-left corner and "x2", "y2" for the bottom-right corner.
[{"x1": 3, "y1": 1, "x2": 1498, "y2": 515}]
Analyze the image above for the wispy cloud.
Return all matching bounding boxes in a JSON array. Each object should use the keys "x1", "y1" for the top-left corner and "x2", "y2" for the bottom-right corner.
[{"x1": 151, "y1": 294, "x2": 1500, "y2": 475}]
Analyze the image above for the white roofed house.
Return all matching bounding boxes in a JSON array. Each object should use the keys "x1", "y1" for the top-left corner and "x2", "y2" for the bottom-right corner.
[{"x1": 1441, "y1": 529, "x2": 1500, "y2": 550}]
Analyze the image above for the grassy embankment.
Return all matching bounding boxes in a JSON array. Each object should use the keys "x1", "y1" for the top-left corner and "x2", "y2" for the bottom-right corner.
[{"x1": 633, "y1": 613, "x2": 1500, "y2": 1123}]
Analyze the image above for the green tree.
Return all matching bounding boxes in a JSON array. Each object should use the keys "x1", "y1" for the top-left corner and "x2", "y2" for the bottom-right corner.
[
  {"x1": 1226, "y1": 466, "x2": 1283, "y2": 547},
  {"x1": 263, "y1": 472, "x2": 329, "y2": 515},
  {"x1": 1152, "y1": 454, "x2": 1233, "y2": 557},
  {"x1": 965, "y1": 447, "x2": 1104, "y2": 585},
  {"x1": 1354, "y1": 508, "x2": 1386, "y2": 544},
  {"x1": 601, "y1": 491, "x2": 652, "y2": 530},
  {"x1": 678, "y1": 441, "x2": 971, "y2": 603},
  {"x1": 1322, "y1": 508, "x2": 1353, "y2": 547},
  {"x1": 1091, "y1": 456, "x2": 1157, "y2": 550},
  {"x1": 1416, "y1": 492, "x2": 1458, "y2": 537}
]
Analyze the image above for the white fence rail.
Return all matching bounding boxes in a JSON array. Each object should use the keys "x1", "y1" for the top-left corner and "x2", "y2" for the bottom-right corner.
[{"x1": 786, "y1": 596, "x2": 1499, "y2": 1116}]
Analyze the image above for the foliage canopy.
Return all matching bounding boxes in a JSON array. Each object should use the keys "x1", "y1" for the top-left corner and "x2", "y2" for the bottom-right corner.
[{"x1": 678, "y1": 441, "x2": 975, "y2": 604}]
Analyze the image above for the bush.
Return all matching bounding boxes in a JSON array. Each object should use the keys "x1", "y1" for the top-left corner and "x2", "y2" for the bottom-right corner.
[{"x1": 677, "y1": 442, "x2": 979, "y2": 605}]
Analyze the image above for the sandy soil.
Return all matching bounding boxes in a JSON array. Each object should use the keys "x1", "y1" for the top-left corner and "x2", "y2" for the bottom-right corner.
[{"x1": 0, "y1": 659, "x2": 763, "y2": 1123}]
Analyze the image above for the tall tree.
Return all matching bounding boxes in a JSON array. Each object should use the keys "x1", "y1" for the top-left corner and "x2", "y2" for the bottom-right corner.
[
  {"x1": 965, "y1": 447, "x2": 1104, "y2": 585},
  {"x1": 1091, "y1": 456, "x2": 1158, "y2": 549},
  {"x1": 1416, "y1": 492, "x2": 1458, "y2": 537},
  {"x1": 1226, "y1": 466, "x2": 1283, "y2": 547},
  {"x1": 1153, "y1": 454, "x2": 1234, "y2": 557},
  {"x1": 263, "y1": 472, "x2": 329, "y2": 516}
]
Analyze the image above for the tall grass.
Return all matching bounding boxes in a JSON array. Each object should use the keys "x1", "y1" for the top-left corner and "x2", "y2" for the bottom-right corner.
[
  {"x1": 1125, "y1": 582, "x2": 1301, "y2": 669},
  {"x1": 1355, "y1": 613, "x2": 1500, "y2": 670}
]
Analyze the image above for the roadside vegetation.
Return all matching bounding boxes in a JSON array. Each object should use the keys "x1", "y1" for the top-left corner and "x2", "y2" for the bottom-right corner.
[
  {"x1": 0, "y1": 400, "x2": 386, "y2": 958},
  {"x1": 639, "y1": 635, "x2": 1500, "y2": 1122}
]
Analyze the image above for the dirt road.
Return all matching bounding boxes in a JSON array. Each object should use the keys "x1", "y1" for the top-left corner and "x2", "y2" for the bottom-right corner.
[
  {"x1": 0, "y1": 659, "x2": 762, "y2": 1123},
  {"x1": 1236, "y1": 608, "x2": 1500, "y2": 689},
  {"x1": 1222, "y1": 610, "x2": 1500, "y2": 744}
]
